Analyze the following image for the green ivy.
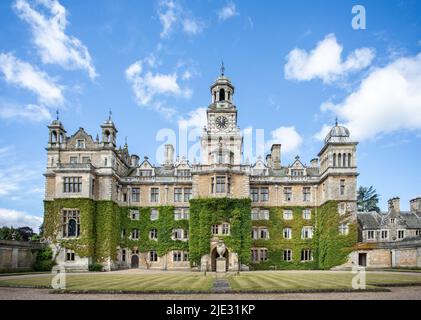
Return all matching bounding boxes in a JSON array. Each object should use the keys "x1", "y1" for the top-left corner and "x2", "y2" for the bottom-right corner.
[
  {"x1": 119, "y1": 206, "x2": 189, "y2": 257},
  {"x1": 43, "y1": 198, "x2": 356, "y2": 270},
  {"x1": 315, "y1": 201, "x2": 358, "y2": 269},
  {"x1": 43, "y1": 198, "x2": 95, "y2": 258},
  {"x1": 249, "y1": 201, "x2": 357, "y2": 270},
  {"x1": 189, "y1": 197, "x2": 252, "y2": 267}
]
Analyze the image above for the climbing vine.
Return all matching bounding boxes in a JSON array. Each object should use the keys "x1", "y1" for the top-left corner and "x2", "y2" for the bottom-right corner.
[
  {"x1": 119, "y1": 206, "x2": 189, "y2": 257},
  {"x1": 249, "y1": 201, "x2": 357, "y2": 270},
  {"x1": 43, "y1": 198, "x2": 356, "y2": 270},
  {"x1": 189, "y1": 197, "x2": 252, "y2": 267},
  {"x1": 43, "y1": 198, "x2": 95, "y2": 258}
]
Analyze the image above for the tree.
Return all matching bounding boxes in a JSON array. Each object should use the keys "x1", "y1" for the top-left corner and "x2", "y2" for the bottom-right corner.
[
  {"x1": 0, "y1": 226, "x2": 22, "y2": 240},
  {"x1": 357, "y1": 186, "x2": 380, "y2": 212},
  {"x1": 17, "y1": 226, "x2": 34, "y2": 241}
]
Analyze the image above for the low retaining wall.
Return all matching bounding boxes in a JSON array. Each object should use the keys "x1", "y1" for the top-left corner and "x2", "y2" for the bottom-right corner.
[{"x1": 0, "y1": 240, "x2": 43, "y2": 272}]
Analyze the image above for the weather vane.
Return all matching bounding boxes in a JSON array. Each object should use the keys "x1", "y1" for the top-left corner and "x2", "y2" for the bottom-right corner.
[
  {"x1": 335, "y1": 117, "x2": 338, "y2": 126},
  {"x1": 108, "y1": 108, "x2": 112, "y2": 121},
  {"x1": 56, "y1": 109, "x2": 59, "y2": 121},
  {"x1": 221, "y1": 61, "x2": 225, "y2": 76}
]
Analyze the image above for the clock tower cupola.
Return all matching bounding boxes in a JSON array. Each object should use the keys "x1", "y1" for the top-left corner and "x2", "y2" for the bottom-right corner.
[{"x1": 201, "y1": 63, "x2": 243, "y2": 165}]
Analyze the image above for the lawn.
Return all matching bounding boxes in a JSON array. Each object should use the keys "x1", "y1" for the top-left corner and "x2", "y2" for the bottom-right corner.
[
  {"x1": 1, "y1": 271, "x2": 421, "y2": 293},
  {"x1": 0, "y1": 273, "x2": 214, "y2": 292},
  {"x1": 227, "y1": 271, "x2": 421, "y2": 292}
]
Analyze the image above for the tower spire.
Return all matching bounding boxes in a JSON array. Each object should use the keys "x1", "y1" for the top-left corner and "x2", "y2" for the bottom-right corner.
[
  {"x1": 220, "y1": 61, "x2": 225, "y2": 76},
  {"x1": 335, "y1": 116, "x2": 338, "y2": 126},
  {"x1": 108, "y1": 108, "x2": 112, "y2": 121},
  {"x1": 56, "y1": 109, "x2": 59, "y2": 121}
]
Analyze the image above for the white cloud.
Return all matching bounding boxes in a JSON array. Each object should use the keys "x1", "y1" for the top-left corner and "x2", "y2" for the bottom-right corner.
[
  {"x1": 0, "y1": 146, "x2": 44, "y2": 200},
  {"x1": 284, "y1": 34, "x2": 375, "y2": 83},
  {"x1": 266, "y1": 126, "x2": 303, "y2": 155},
  {"x1": 0, "y1": 208, "x2": 42, "y2": 231},
  {"x1": 125, "y1": 58, "x2": 193, "y2": 118},
  {"x1": 178, "y1": 107, "x2": 207, "y2": 130},
  {"x1": 182, "y1": 18, "x2": 203, "y2": 35},
  {"x1": 0, "y1": 52, "x2": 64, "y2": 106},
  {"x1": 13, "y1": 0, "x2": 97, "y2": 79},
  {"x1": 218, "y1": 2, "x2": 238, "y2": 21},
  {"x1": 158, "y1": 0, "x2": 177, "y2": 38},
  {"x1": 316, "y1": 53, "x2": 421, "y2": 141},
  {"x1": 0, "y1": 103, "x2": 51, "y2": 122},
  {"x1": 158, "y1": 0, "x2": 204, "y2": 38}
]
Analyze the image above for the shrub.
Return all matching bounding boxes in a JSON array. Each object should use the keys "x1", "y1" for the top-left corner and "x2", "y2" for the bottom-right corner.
[
  {"x1": 88, "y1": 263, "x2": 103, "y2": 272},
  {"x1": 33, "y1": 246, "x2": 55, "y2": 271}
]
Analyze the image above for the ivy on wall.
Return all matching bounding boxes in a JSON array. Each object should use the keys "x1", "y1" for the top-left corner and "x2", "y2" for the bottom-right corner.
[
  {"x1": 43, "y1": 198, "x2": 356, "y2": 270},
  {"x1": 119, "y1": 206, "x2": 189, "y2": 257},
  {"x1": 315, "y1": 201, "x2": 358, "y2": 269},
  {"x1": 250, "y1": 206, "x2": 318, "y2": 270},
  {"x1": 249, "y1": 201, "x2": 357, "y2": 270},
  {"x1": 43, "y1": 198, "x2": 95, "y2": 258},
  {"x1": 189, "y1": 198, "x2": 252, "y2": 267}
]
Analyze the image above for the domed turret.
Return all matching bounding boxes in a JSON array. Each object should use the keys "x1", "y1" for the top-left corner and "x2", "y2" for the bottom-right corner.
[
  {"x1": 210, "y1": 62, "x2": 235, "y2": 105},
  {"x1": 324, "y1": 119, "x2": 351, "y2": 144}
]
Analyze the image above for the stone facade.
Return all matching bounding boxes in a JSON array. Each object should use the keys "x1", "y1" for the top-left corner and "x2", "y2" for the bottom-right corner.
[
  {"x1": 43, "y1": 69, "x2": 359, "y2": 271},
  {"x1": 348, "y1": 197, "x2": 421, "y2": 268}
]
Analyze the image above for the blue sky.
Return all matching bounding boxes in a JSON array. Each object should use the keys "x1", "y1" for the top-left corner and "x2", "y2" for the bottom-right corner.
[{"x1": 0, "y1": 0, "x2": 420, "y2": 230}]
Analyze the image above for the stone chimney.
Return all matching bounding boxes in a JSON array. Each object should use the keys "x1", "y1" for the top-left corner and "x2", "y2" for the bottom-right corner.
[
  {"x1": 130, "y1": 154, "x2": 139, "y2": 167},
  {"x1": 388, "y1": 197, "x2": 400, "y2": 212},
  {"x1": 271, "y1": 144, "x2": 281, "y2": 169},
  {"x1": 310, "y1": 158, "x2": 318, "y2": 168},
  {"x1": 266, "y1": 154, "x2": 272, "y2": 167},
  {"x1": 410, "y1": 197, "x2": 421, "y2": 212},
  {"x1": 164, "y1": 144, "x2": 174, "y2": 166}
]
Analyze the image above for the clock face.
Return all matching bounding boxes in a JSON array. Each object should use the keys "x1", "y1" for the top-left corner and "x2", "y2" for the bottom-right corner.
[{"x1": 215, "y1": 116, "x2": 228, "y2": 129}]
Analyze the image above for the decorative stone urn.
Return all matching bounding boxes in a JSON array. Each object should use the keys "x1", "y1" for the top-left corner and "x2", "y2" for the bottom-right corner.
[{"x1": 216, "y1": 240, "x2": 226, "y2": 258}]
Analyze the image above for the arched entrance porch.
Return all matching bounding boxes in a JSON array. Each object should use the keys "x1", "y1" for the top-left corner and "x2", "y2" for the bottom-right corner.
[
  {"x1": 131, "y1": 255, "x2": 139, "y2": 268},
  {"x1": 211, "y1": 247, "x2": 229, "y2": 271}
]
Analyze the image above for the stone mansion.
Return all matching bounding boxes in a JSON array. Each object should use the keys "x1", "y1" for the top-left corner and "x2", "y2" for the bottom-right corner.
[{"x1": 44, "y1": 69, "x2": 361, "y2": 272}]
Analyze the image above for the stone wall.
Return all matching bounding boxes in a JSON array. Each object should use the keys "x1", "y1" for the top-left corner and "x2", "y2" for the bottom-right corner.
[{"x1": 0, "y1": 240, "x2": 43, "y2": 272}]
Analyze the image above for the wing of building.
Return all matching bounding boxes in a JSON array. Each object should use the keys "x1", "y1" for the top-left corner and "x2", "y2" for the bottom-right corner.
[
  {"x1": 355, "y1": 197, "x2": 421, "y2": 268},
  {"x1": 44, "y1": 67, "x2": 361, "y2": 272}
]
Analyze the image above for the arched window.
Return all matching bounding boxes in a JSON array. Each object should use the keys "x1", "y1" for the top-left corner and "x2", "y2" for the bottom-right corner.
[
  {"x1": 343, "y1": 153, "x2": 346, "y2": 167},
  {"x1": 104, "y1": 130, "x2": 110, "y2": 142},
  {"x1": 51, "y1": 131, "x2": 57, "y2": 143},
  {"x1": 68, "y1": 219, "x2": 77, "y2": 237},
  {"x1": 348, "y1": 153, "x2": 352, "y2": 167},
  {"x1": 219, "y1": 88, "x2": 225, "y2": 101},
  {"x1": 333, "y1": 153, "x2": 336, "y2": 167},
  {"x1": 338, "y1": 153, "x2": 342, "y2": 167}
]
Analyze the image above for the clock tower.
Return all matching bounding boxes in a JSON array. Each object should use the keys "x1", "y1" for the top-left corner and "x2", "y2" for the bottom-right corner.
[{"x1": 201, "y1": 64, "x2": 243, "y2": 165}]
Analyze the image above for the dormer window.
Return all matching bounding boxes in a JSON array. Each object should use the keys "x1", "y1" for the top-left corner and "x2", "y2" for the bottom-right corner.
[
  {"x1": 140, "y1": 169, "x2": 152, "y2": 177},
  {"x1": 291, "y1": 169, "x2": 304, "y2": 176},
  {"x1": 390, "y1": 218, "x2": 396, "y2": 224},
  {"x1": 76, "y1": 139, "x2": 85, "y2": 149}
]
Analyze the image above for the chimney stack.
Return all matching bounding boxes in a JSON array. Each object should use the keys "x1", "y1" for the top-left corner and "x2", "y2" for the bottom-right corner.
[
  {"x1": 310, "y1": 158, "x2": 318, "y2": 168},
  {"x1": 130, "y1": 154, "x2": 139, "y2": 167},
  {"x1": 266, "y1": 154, "x2": 272, "y2": 167},
  {"x1": 388, "y1": 197, "x2": 400, "y2": 212},
  {"x1": 410, "y1": 197, "x2": 421, "y2": 212},
  {"x1": 271, "y1": 144, "x2": 281, "y2": 169},
  {"x1": 164, "y1": 144, "x2": 174, "y2": 167}
]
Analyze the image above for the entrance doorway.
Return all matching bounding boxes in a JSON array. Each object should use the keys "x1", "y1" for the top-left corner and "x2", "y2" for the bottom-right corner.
[
  {"x1": 211, "y1": 247, "x2": 229, "y2": 271},
  {"x1": 131, "y1": 255, "x2": 139, "y2": 268},
  {"x1": 358, "y1": 253, "x2": 367, "y2": 267}
]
